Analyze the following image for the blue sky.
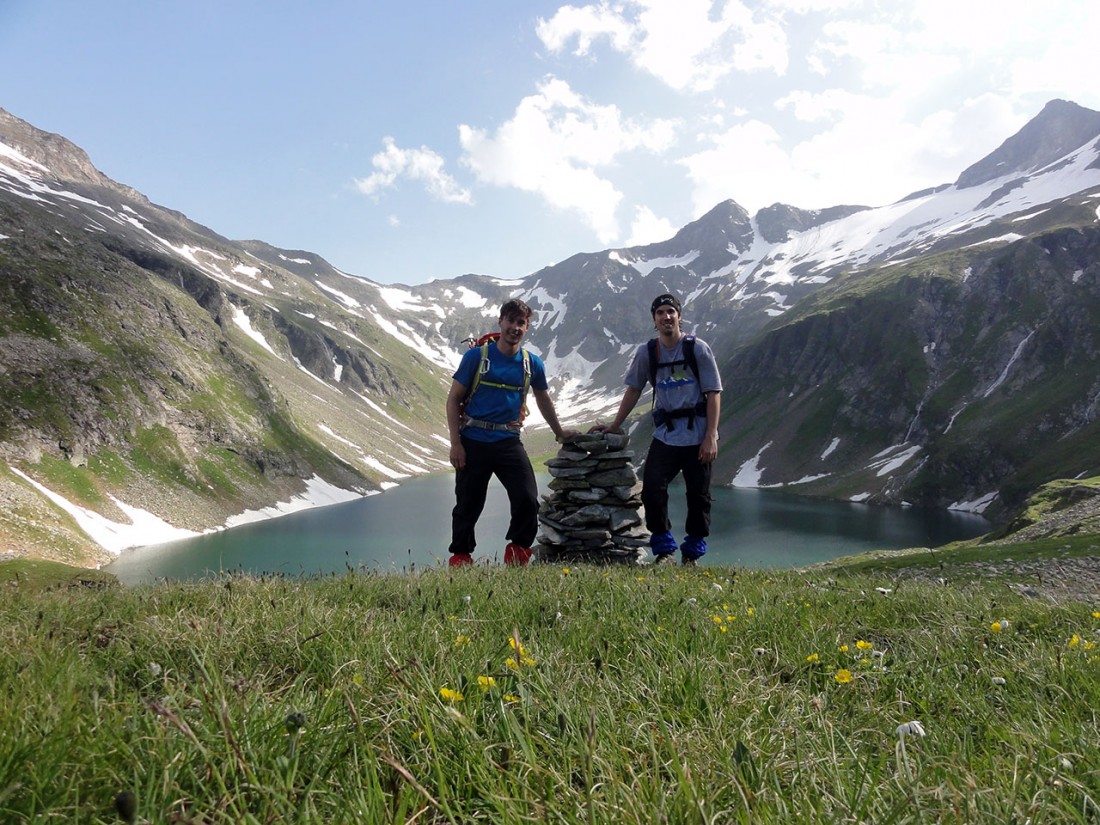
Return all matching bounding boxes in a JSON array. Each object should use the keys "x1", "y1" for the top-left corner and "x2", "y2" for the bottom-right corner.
[{"x1": 2, "y1": 1, "x2": 1097, "y2": 285}]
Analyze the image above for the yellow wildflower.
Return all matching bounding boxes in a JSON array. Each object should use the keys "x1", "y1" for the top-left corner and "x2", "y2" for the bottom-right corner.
[
  {"x1": 509, "y1": 637, "x2": 528, "y2": 656},
  {"x1": 856, "y1": 640, "x2": 873, "y2": 651},
  {"x1": 1092, "y1": 611, "x2": 1100, "y2": 619},
  {"x1": 1069, "y1": 634, "x2": 1081, "y2": 648},
  {"x1": 454, "y1": 635, "x2": 472, "y2": 648},
  {"x1": 504, "y1": 694, "x2": 521, "y2": 703},
  {"x1": 439, "y1": 687, "x2": 464, "y2": 702},
  {"x1": 806, "y1": 653, "x2": 820, "y2": 663},
  {"x1": 562, "y1": 567, "x2": 570, "y2": 575},
  {"x1": 839, "y1": 644, "x2": 849, "y2": 653},
  {"x1": 834, "y1": 669, "x2": 852, "y2": 684},
  {"x1": 990, "y1": 622, "x2": 1003, "y2": 633},
  {"x1": 477, "y1": 675, "x2": 497, "y2": 690},
  {"x1": 747, "y1": 608, "x2": 755, "y2": 617}
]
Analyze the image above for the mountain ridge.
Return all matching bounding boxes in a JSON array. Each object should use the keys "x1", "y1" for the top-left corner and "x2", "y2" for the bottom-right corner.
[{"x1": 2, "y1": 100, "x2": 1100, "y2": 564}]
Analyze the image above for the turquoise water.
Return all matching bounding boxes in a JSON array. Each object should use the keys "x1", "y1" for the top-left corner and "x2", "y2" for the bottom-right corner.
[{"x1": 106, "y1": 473, "x2": 990, "y2": 584}]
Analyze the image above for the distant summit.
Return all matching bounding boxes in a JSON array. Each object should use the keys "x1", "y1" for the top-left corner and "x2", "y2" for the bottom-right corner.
[{"x1": 955, "y1": 99, "x2": 1100, "y2": 189}]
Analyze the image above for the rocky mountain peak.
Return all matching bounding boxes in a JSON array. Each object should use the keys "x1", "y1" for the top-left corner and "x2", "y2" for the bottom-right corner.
[
  {"x1": 642, "y1": 199, "x2": 754, "y2": 259},
  {"x1": 754, "y1": 202, "x2": 870, "y2": 243},
  {"x1": 1, "y1": 108, "x2": 105, "y2": 186},
  {"x1": 0, "y1": 107, "x2": 150, "y2": 204},
  {"x1": 955, "y1": 98, "x2": 1100, "y2": 189}
]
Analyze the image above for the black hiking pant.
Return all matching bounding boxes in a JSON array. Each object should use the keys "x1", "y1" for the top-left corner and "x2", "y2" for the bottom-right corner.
[
  {"x1": 449, "y1": 435, "x2": 539, "y2": 556},
  {"x1": 641, "y1": 438, "x2": 712, "y2": 539}
]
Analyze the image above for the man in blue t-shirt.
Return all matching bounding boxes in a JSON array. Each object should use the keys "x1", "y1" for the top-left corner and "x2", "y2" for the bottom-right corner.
[
  {"x1": 445, "y1": 298, "x2": 577, "y2": 567},
  {"x1": 592, "y1": 293, "x2": 722, "y2": 566}
]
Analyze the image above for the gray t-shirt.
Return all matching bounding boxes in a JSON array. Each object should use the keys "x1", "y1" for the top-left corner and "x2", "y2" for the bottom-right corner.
[{"x1": 623, "y1": 336, "x2": 722, "y2": 447}]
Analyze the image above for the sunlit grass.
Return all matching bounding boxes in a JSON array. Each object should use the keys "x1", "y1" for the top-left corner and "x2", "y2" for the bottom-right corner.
[{"x1": 1, "y1": 563, "x2": 1097, "y2": 822}]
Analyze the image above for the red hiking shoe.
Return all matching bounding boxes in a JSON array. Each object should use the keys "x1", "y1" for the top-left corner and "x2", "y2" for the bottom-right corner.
[
  {"x1": 449, "y1": 553, "x2": 473, "y2": 568},
  {"x1": 504, "y1": 543, "x2": 532, "y2": 567}
]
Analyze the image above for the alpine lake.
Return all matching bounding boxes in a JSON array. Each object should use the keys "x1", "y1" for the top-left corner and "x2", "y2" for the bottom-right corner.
[{"x1": 106, "y1": 473, "x2": 990, "y2": 585}]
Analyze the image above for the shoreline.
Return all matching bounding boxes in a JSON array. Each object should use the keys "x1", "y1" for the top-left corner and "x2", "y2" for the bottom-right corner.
[{"x1": 11, "y1": 468, "x2": 370, "y2": 560}]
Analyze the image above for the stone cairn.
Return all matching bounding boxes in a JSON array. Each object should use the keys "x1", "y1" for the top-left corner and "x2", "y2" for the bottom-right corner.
[{"x1": 536, "y1": 431, "x2": 649, "y2": 564}]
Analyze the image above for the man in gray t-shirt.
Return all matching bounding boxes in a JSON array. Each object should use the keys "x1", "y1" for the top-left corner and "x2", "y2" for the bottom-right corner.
[{"x1": 592, "y1": 293, "x2": 722, "y2": 565}]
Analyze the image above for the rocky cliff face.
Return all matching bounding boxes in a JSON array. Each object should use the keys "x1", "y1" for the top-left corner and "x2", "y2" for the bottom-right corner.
[
  {"x1": 714, "y1": 220, "x2": 1100, "y2": 519},
  {"x1": 0, "y1": 111, "x2": 452, "y2": 565}
]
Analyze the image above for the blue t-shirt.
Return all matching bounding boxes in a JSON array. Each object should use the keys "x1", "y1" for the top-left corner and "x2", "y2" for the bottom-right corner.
[
  {"x1": 453, "y1": 342, "x2": 549, "y2": 442},
  {"x1": 623, "y1": 336, "x2": 722, "y2": 447}
]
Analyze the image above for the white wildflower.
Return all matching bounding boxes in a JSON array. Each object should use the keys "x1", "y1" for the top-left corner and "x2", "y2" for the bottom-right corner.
[
  {"x1": 991, "y1": 676, "x2": 1007, "y2": 685},
  {"x1": 875, "y1": 587, "x2": 892, "y2": 596},
  {"x1": 896, "y1": 721, "x2": 926, "y2": 738},
  {"x1": 712, "y1": 583, "x2": 723, "y2": 591},
  {"x1": 462, "y1": 595, "x2": 471, "y2": 604}
]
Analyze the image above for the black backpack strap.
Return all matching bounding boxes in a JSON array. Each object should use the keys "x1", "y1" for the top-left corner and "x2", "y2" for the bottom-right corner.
[
  {"x1": 648, "y1": 335, "x2": 705, "y2": 431},
  {"x1": 648, "y1": 336, "x2": 699, "y2": 386},
  {"x1": 646, "y1": 338, "x2": 659, "y2": 388},
  {"x1": 682, "y1": 335, "x2": 698, "y2": 381}
]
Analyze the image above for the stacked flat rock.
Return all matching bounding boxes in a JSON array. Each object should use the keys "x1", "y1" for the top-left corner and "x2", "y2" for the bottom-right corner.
[{"x1": 536, "y1": 431, "x2": 648, "y2": 564}]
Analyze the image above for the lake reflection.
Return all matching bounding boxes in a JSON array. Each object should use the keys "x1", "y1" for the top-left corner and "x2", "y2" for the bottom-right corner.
[{"x1": 106, "y1": 473, "x2": 990, "y2": 584}]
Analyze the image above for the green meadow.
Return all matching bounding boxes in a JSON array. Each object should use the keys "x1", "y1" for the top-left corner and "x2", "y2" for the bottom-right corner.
[{"x1": 1, "y1": 554, "x2": 1098, "y2": 823}]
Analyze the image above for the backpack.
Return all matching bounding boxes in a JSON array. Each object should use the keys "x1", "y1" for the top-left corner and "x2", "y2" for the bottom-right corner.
[
  {"x1": 646, "y1": 335, "x2": 699, "y2": 387},
  {"x1": 459, "y1": 332, "x2": 532, "y2": 424},
  {"x1": 646, "y1": 335, "x2": 706, "y2": 430}
]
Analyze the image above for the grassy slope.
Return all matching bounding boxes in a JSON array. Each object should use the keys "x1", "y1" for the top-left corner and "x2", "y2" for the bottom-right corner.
[{"x1": 2, "y1": 536, "x2": 1098, "y2": 824}]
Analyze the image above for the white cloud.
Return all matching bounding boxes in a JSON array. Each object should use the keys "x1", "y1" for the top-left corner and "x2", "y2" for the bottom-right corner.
[
  {"x1": 355, "y1": 137, "x2": 473, "y2": 204},
  {"x1": 679, "y1": 119, "x2": 790, "y2": 214},
  {"x1": 458, "y1": 76, "x2": 678, "y2": 242},
  {"x1": 625, "y1": 205, "x2": 677, "y2": 246},
  {"x1": 538, "y1": 0, "x2": 788, "y2": 92},
  {"x1": 536, "y1": 3, "x2": 633, "y2": 54},
  {"x1": 679, "y1": 91, "x2": 1025, "y2": 214}
]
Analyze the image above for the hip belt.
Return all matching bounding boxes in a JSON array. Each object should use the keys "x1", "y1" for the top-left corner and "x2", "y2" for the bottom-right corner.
[{"x1": 462, "y1": 416, "x2": 522, "y2": 433}]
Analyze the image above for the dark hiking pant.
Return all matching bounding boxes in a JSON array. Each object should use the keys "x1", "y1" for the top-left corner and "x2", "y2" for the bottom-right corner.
[
  {"x1": 641, "y1": 438, "x2": 712, "y2": 539},
  {"x1": 449, "y1": 435, "x2": 539, "y2": 555}
]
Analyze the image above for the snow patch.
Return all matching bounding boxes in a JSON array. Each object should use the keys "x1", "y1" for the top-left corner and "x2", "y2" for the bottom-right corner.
[
  {"x1": 11, "y1": 467, "x2": 199, "y2": 554},
  {"x1": 950, "y1": 491, "x2": 998, "y2": 514},
  {"x1": 229, "y1": 303, "x2": 281, "y2": 358},
  {"x1": 317, "y1": 281, "x2": 362, "y2": 310},
  {"x1": 629, "y1": 250, "x2": 702, "y2": 278},
  {"x1": 526, "y1": 286, "x2": 567, "y2": 330},
  {"x1": 867, "y1": 444, "x2": 922, "y2": 477},
  {"x1": 731, "y1": 442, "x2": 772, "y2": 487},
  {"x1": 361, "y1": 455, "x2": 411, "y2": 480},
  {"x1": 224, "y1": 475, "x2": 364, "y2": 528}
]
